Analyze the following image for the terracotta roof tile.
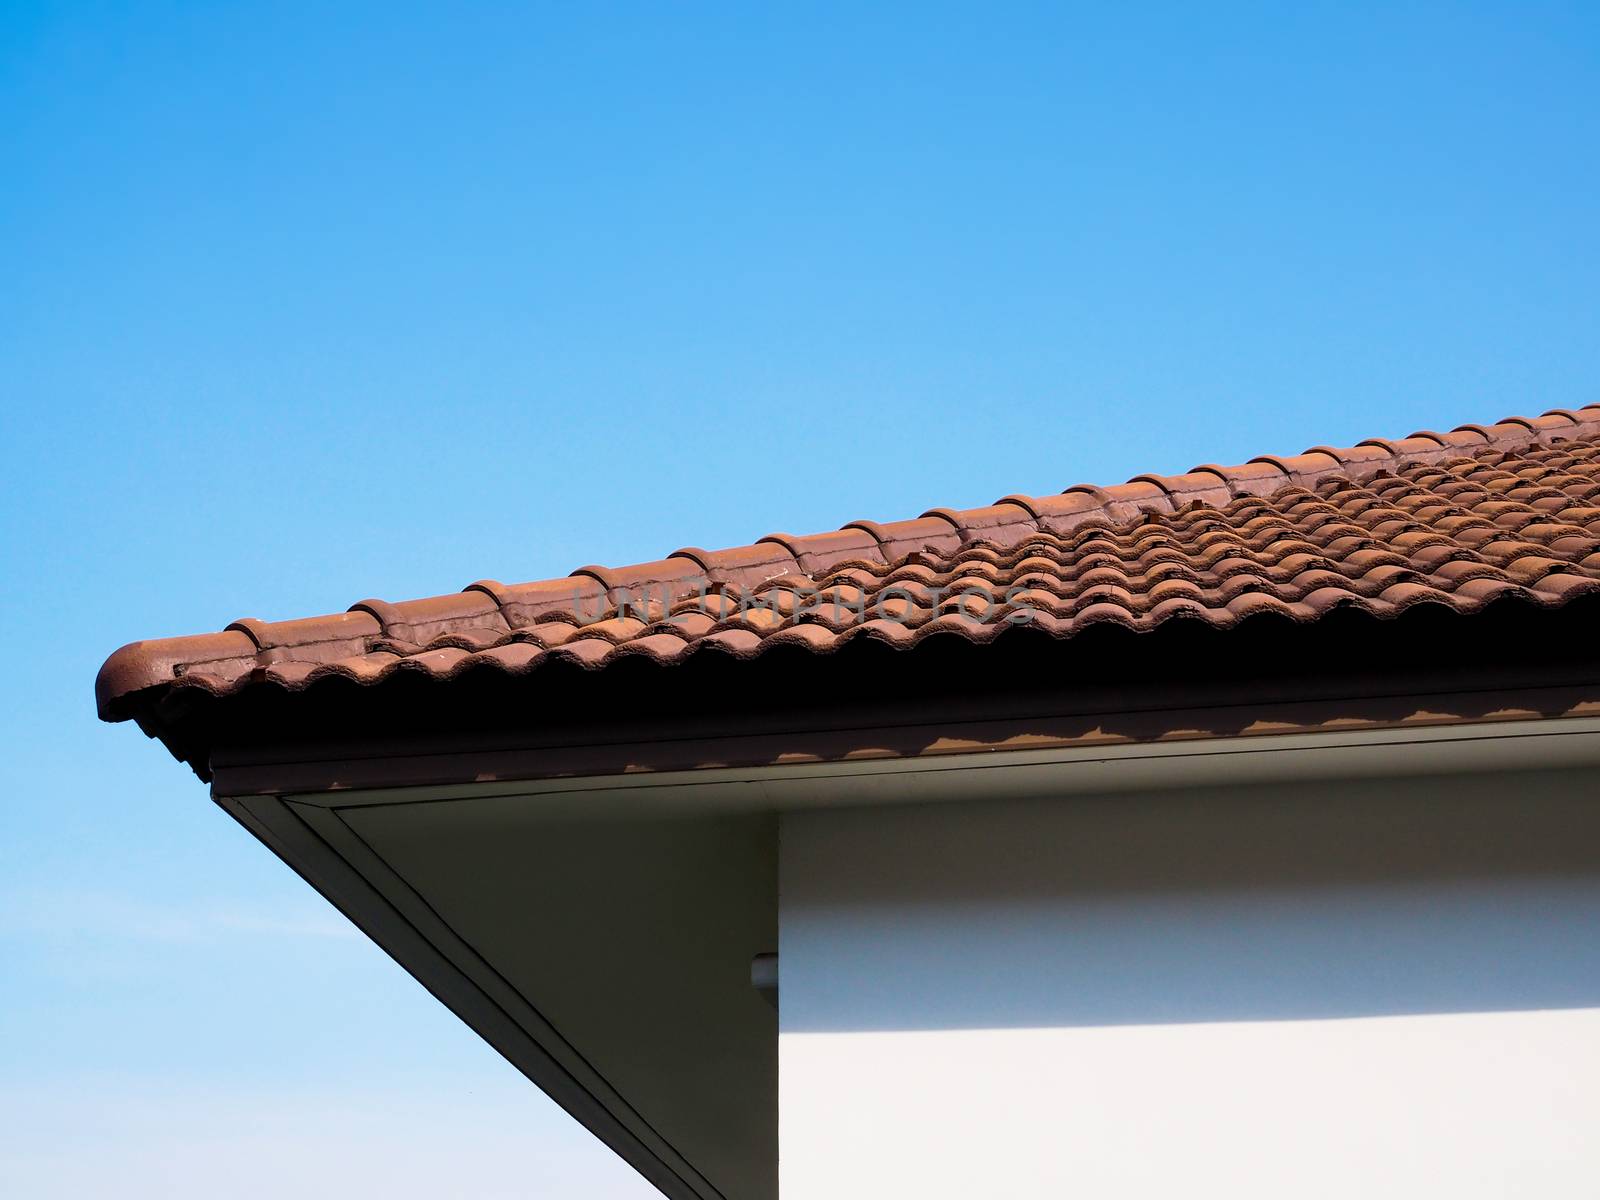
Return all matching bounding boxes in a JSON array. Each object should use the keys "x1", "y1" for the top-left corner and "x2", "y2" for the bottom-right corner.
[
  {"x1": 759, "y1": 527, "x2": 885, "y2": 575},
  {"x1": 97, "y1": 404, "x2": 1600, "y2": 721}
]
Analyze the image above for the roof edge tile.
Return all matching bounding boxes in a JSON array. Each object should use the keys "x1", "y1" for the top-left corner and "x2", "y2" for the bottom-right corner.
[{"x1": 96, "y1": 631, "x2": 259, "y2": 720}]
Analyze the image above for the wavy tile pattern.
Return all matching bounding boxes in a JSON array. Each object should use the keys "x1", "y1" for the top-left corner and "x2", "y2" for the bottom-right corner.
[{"x1": 97, "y1": 407, "x2": 1600, "y2": 719}]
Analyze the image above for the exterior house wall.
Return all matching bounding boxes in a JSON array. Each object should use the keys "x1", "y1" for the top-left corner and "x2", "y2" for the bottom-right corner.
[{"x1": 778, "y1": 768, "x2": 1600, "y2": 1199}]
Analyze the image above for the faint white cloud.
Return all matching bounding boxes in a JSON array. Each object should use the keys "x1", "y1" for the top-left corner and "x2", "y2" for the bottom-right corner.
[
  {"x1": 0, "y1": 889, "x2": 360, "y2": 943},
  {"x1": 0, "y1": 1079, "x2": 658, "y2": 1200}
]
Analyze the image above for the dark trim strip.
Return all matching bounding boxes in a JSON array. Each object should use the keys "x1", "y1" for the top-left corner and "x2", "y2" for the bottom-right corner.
[{"x1": 208, "y1": 683, "x2": 1600, "y2": 798}]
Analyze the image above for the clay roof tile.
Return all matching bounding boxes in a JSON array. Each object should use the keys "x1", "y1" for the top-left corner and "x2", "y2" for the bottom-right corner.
[{"x1": 97, "y1": 404, "x2": 1600, "y2": 729}]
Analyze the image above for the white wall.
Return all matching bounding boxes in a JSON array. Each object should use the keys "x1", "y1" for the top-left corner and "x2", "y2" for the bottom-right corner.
[{"x1": 778, "y1": 770, "x2": 1600, "y2": 1199}]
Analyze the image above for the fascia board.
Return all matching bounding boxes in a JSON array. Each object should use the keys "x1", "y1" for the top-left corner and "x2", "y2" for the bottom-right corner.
[{"x1": 273, "y1": 714, "x2": 1600, "y2": 817}]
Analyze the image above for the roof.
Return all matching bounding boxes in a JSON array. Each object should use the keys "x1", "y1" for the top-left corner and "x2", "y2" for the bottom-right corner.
[{"x1": 98, "y1": 405, "x2": 1600, "y2": 729}]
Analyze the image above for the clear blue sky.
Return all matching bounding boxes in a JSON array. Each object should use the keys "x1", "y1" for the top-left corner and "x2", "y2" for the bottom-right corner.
[{"x1": 2, "y1": 2, "x2": 1596, "y2": 1195}]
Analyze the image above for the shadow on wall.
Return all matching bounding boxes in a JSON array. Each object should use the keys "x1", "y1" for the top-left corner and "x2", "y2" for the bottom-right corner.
[{"x1": 778, "y1": 768, "x2": 1600, "y2": 1032}]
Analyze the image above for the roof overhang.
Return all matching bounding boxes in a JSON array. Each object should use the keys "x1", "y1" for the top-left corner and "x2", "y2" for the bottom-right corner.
[{"x1": 213, "y1": 709, "x2": 1600, "y2": 1200}]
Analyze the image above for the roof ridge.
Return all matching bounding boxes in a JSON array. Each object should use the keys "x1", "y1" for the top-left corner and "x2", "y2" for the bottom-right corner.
[{"x1": 96, "y1": 404, "x2": 1600, "y2": 721}]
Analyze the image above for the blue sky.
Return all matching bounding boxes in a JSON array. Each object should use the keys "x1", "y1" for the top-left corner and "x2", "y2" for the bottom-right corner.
[{"x1": 2, "y1": 2, "x2": 1597, "y2": 1194}]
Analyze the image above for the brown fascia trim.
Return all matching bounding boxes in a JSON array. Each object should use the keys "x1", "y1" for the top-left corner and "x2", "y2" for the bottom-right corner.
[
  {"x1": 204, "y1": 688, "x2": 1600, "y2": 798},
  {"x1": 116, "y1": 594, "x2": 1600, "y2": 798}
]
